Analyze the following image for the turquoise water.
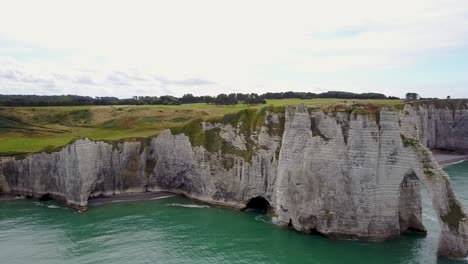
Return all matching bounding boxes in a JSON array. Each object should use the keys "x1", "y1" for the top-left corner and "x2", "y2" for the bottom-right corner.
[{"x1": 1, "y1": 162, "x2": 467, "y2": 264}]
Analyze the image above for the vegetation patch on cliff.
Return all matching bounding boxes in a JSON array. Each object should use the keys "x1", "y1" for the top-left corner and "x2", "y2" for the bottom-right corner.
[
  {"x1": 400, "y1": 134, "x2": 419, "y2": 148},
  {"x1": 208, "y1": 108, "x2": 266, "y2": 135},
  {"x1": 349, "y1": 104, "x2": 382, "y2": 128},
  {"x1": 400, "y1": 134, "x2": 436, "y2": 177},
  {"x1": 412, "y1": 99, "x2": 468, "y2": 111},
  {"x1": 266, "y1": 111, "x2": 285, "y2": 138},
  {"x1": 170, "y1": 106, "x2": 286, "y2": 164},
  {"x1": 441, "y1": 197, "x2": 466, "y2": 232},
  {"x1": 312, "y1": 102, "x2": 390, "y2": 129},
  {"x1": 170, "y1": 118, "x2": 253, "y2": 163},
  {"x1": 170, "y1": 119, "x2": 223, "y2": 153}
]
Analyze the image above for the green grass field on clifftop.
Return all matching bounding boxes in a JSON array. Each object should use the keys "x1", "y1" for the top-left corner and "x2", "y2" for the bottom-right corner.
[{"x1": 0, "y1": 98, "x2": 404, "y2": 155}]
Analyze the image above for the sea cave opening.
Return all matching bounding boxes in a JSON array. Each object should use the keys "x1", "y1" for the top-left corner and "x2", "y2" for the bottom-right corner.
[
  {"x1": 245, "y1": 196, "x2": 271, "y2": 213},
  {"x1": 39, "y1": 193, "x2": 52, "y2": 201}
]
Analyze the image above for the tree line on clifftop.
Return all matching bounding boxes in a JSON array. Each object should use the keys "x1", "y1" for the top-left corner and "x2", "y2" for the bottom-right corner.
[{"x1": 0, "y1": 91, "x2": 398, "y2": 107}]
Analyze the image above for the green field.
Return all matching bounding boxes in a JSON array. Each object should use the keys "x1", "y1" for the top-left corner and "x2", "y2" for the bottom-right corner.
[{"x1": 0, "y1": 98, "x2": 404, "y2": 155}]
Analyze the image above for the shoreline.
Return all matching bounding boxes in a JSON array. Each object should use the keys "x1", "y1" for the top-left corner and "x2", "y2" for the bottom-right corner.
[
  {"x1": 431, "y1": 150, "x2": 468, "y2": 166},
  {"x1": 0, "y1": 194, "x2": 22, "y2": 201},
  {"x1": 0, "y1": 191, "x2": 178, "y2": 205},
  {"x1": 87, "y1": 191, "x2": 177, "y2": 206}
]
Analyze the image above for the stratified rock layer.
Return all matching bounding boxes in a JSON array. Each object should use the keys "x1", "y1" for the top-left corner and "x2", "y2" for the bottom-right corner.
[{"x1": 1, "y1": 105, "x2": 467, "y2": 259}]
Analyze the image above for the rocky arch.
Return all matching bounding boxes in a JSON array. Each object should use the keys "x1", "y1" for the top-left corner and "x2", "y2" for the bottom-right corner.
[{"x1": 409, "y1": 146, "x2": 468, "y2": 258}]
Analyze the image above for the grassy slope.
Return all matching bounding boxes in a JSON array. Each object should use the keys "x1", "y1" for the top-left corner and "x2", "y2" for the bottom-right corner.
[{"x1": 0, "y1": 98, "x2": 403, "y2": 155}]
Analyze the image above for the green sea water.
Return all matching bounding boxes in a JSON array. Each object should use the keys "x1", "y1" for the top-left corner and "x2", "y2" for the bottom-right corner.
[{"x1": 1, "y1": 161, "x2": 467, "y2": 264}]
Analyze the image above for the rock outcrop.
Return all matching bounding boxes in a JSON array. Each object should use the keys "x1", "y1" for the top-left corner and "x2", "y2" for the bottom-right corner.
[{"x1": 1, "y1": 104, "x2": 467, "y2": 259}]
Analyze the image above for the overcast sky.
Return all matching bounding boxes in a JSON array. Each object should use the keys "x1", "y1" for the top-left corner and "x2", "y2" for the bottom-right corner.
[{"x1": 0, "y1": 0, "x2": 467, "y2": 98}]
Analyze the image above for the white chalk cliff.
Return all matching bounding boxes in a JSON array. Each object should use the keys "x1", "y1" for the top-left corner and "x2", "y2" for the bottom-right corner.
[{"x1": 1, "y1": 104, "x2": 467, "y2": 259}]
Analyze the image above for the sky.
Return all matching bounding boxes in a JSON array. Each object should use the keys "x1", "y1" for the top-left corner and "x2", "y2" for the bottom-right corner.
[{"x1": 0, "y1": 0, "x2": 467, "y2": 98}]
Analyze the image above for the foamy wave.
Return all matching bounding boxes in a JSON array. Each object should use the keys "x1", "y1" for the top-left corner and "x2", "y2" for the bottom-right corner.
[
  {"x1": 111, "y1": 200, "x2": 132, "y2": 203},
  {"x1": 254, "y1": 215, "x2": 272, "y2": 224},
  {"x1": 422, "y1": 213, "x2": 437, "y2": 222},
  {"x1": 443, "y1": 159, "x2": 468, "y2": 166},
  {"x1": 151, "y1": 195, "x2": 174, "y2": 200},
  {"x1": 271, "y1": 217, "x2": 280, "y2": 225},
  {"x1": 34, "y1": 202, "x2": 64, "y2": 209},
  {"x1": 166, "y1": 203, "x2": 209, "y2": 208}
]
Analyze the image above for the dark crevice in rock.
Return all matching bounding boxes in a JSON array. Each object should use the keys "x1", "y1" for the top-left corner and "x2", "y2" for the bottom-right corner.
[
  {"x1": 309, "y1": 228, "x2": 328, "y2": 238},
  {"x1": 145, "y1": 159, "x2": 157, "y2": 175},
  {"x1": 340, "y1": 120, "x2": 350, "y2": 145},
  {"x1": 311, "y1": 117, "x2": 329, "y2": 141},
  {"x1": 402, "y1": 226, "x2": 427, "y2": 236}
]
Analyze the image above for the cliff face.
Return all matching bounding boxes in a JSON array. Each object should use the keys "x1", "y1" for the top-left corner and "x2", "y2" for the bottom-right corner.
[
  {"x1": 414, "y1": 103, "x2": 468, "y2": 153},
  {"x1": 1, "y1": 105, "x2": 467, "y2": 259}
]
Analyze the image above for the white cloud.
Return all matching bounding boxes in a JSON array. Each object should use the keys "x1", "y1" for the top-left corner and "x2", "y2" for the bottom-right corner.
[{"x1": 0, "y1": 0, "x2": 467, "y2": 97}]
